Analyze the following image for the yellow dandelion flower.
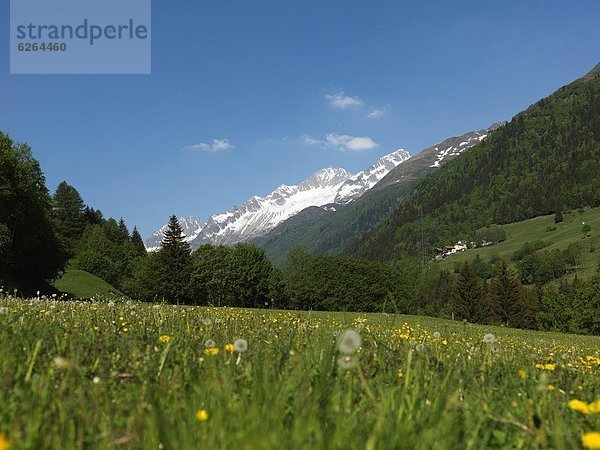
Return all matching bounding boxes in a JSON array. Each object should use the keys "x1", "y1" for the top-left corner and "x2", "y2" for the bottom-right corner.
[
  {"x1": 582, "y1": 432, "x2": 600, "y2": 449},
  {"x1": 569, "y1": 399, "x2": 591, "y2": 415},
  {"x1": 590, "y1": 401, "x2": 600, "y2": 413},
  {"x1": 442, "y1": 339, "x2": 448, "y2": 345},
  {"x1": 547, "y1": 384, "x2": 555, "y2": 391},
  {"x1": 0, "y1": 434, "x2": 10, "y2": 450},
  {"x1": 204, "y1": 347, "x2": 219, "y2": 356},
  {"x1": 518, "y1": 370, "x2": 527, "y2": 379},
  {"x1": 225, "y1": 344, "x2": 234, "y2": 352},
  {"x1": 159, "y1": 335, "x2": 171, "y2": 343},
  {"x1": 196, "y1": 409, "x2": 209, "y2": 422}
]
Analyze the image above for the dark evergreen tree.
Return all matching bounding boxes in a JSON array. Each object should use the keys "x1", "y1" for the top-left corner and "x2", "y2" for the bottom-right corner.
[
  {"x1": 117, "y1": 217, "x2": 130, "y2": 242},
  {"x1": 52, "y1": 181, "x2": 86, "y2": 253},
  {"x1": 103, "y1": 218, "x2": 122, "y2": 243},
  {"x1": 131, "y1": 226, "x2": 147, "y2": 257},
  {"x1": 489, "y1": 259, "x2": 525, "y2": 327},
  {"x1": 155, "y1": 215, "x2": 192, "y2": 303},
  {"x1": 431, "y1": 269, "x2": 454, "y2": 315},
  {"x1": 82, "y1": 206, "x2": 104, "y2": 226},
  {"x1": 451, "y1": 262, "x2": 485, "y2": 322}
]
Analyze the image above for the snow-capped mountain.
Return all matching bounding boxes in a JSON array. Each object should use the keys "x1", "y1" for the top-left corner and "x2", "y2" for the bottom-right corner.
[
  {"x1": 146, "y1": 148, "x2": 411, "y2": 249},
  {"x1": 145, "y1": 216, "x2": 206, "y2": 251},
  {"x1": 188, "y1": 167, "x2": 353, "y2": 247},
  {"x1": 334, "y1": 149, "x2": 410, "y2": 203}
]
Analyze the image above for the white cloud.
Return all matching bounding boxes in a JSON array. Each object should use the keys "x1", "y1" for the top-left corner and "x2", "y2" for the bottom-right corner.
[
  {"x1": 325, "y1": 92, "x2": 364, "y2": 109},
  {"x1": 183, "y1": 139, "x2": 234, "y2": 153},
  {"x1": 367, "y1": 108, "x2": 386, "y2": 119},
  {"x1": 301, "y1": 134, "x2": 323, "y2": 146},
  {"x1": 325, "y1": 133, "x2": 378, "y2": 151}
]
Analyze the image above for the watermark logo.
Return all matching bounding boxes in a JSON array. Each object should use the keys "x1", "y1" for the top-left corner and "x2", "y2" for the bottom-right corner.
[{"x1": 10, "y1": 0, "x2": 151, "y2": 74}]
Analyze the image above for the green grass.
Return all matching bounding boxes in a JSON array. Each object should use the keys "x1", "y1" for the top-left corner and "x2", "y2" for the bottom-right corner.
[
  {"x1": 0, "y1": 297, "x2": 599, "y2": 449},
  {"x1": 434, "y1": 207, "x2": 600, "y2": 277},
  {"x1": 53, "y1": 268, "x2": 122, "y2": 299}
]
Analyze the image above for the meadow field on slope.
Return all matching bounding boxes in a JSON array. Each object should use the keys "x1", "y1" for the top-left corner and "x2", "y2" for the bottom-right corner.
[{"x1": 0, "y1": 296, "x2": 599, "y2": 449}]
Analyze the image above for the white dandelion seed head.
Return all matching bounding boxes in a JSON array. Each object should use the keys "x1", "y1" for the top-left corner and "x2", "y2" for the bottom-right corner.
[
  {"x1": 204, "y1": 339, "x2": 216, "y2": 348},
  {"x1": 0, "y1": 307, "x2": 9, "y2": 315},
  {"x1": 483, "y1": 333, "x2": 496, "y2": 344},
  {"x1": 92, "y1": 376, "x2": 101, "y2": 384},
  {"x1": 337, "y1": 355, "x2": 359, "y2": 370},
  {"x1": 201, "y1": 318, "x2": 212, "y2": 326},
  {"x1": 433, "y1": 331, "x2": 441, "y2": 339},
  {"x1": 53, "y1": 356, "x2": 72, "y2": 370},
  {"x1": 469, "y1": 346, "x2": 479, "y2": 356},
  {"x1": 337, "y1": 329, "x2": 362, "y2": 355},
  {"x1": 233, "y1": 339, "x2": 248, "y2": 353},
  {"x1": 108, "y1": 301, "x2": 115, "y2": 308},
  {"x1": 415, "y1": 343, "x2": 425, "y2": 352}
]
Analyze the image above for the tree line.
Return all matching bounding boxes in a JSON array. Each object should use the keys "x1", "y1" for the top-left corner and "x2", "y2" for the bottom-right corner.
[
  {"x1": 124, "y1": 216, "x2": 416, "y2": 313},
  {"x1": 416, "y1": 253, "x2": 600, "y2": 335}
]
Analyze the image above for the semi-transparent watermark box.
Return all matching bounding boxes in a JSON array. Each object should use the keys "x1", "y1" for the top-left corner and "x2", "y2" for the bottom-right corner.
[{"x1": 10, "y1": 0, "x2": 151, "y2": 74}]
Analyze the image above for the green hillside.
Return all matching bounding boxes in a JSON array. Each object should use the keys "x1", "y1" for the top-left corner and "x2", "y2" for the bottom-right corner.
[
  {"x1": 254, "y1": 126, "x2": 497, "y2": 266},
  {"x1": 53, "y1": 268, "x2": 123, "y2": 298},
  {"x1": 433, "y1": 207, "x2": 600, "y2": 279},
  {"x1": 351, "y1": 63, "x2": 600, "y2": 262}
]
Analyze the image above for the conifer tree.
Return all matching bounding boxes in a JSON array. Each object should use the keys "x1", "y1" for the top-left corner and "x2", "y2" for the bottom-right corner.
[
  {"x1": 489, "y1": 259, "x2": 524, "y2": 326},
  {"x1": 82, "y1": 206, "x2": 104, "y2": 225},
  {"x1": 156, "y1": 215, "x2": 192, "y2": 303},
  {"x1": 103, "y1": 218, "x2": 122, "y2": 243},
  {"x1": 131, "y1": 226, "x2": 147, "y2": 257},
  {"x1": 118, "y1": 217, "x2": 130, "y2": 242},
  {"x1": 452, "y1": 262, "x2": 484, "y2": 322},
  {"x1": 52, "y1": 181, "x2": 85, "y2": 252}
]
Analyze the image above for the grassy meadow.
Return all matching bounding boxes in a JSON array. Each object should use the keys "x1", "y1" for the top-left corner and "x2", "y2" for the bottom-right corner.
[
  {"x1": 0, "y1": 296, "x2": 599, "y2": 449},
  {"x1": 434, "y1": 207, "x2": 600, "y2": 279},
  {"x1": 53, "y1": 268, "x2": 122, "y2": 299}
]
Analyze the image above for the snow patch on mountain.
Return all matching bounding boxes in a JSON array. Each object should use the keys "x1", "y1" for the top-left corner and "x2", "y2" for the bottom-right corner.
[{"x1": 429, "y1": 131, "x2": 488, "y2": 168}]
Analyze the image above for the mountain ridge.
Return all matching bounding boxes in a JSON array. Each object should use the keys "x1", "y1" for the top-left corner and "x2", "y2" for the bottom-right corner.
[
  {"x1": 252, "y1": 123, "x2": 502, "y2": 265},
  {"x1": 145, "y1": 148, "x2": 410, "y2": 249}
]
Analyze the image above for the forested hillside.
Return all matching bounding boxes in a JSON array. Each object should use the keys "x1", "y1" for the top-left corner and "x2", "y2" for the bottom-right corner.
[{"x1": 351, "y1": 65, "x2": 600, "y2": 261}]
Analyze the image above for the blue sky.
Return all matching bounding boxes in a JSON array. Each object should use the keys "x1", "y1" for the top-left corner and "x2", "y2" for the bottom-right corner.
[{"x1": 1, "y1": 0, "x2": 599, "y2": 237}]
